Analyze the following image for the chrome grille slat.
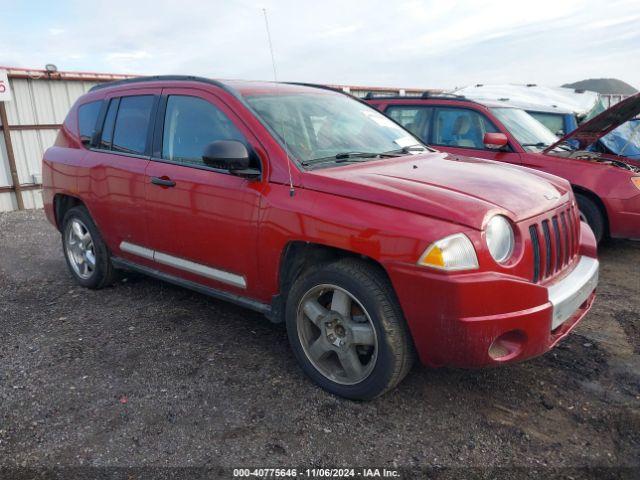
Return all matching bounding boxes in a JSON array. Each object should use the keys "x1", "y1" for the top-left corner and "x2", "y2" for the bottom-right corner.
[
  {"x1": 552, "y1": 216, "x2": 562, "y2": 271},
  {"x1": 529, "y1": 225, "x2": 540, "y2": 283},
  {"x1": 541, "y1": 220, "x2": 552, "y2": 278},
  {"x1": 560, "y1": 212, "x2": 570, "y2": 266},
  {"x1": 528, "y1": 204, "x2": 579, "y2": 283}
]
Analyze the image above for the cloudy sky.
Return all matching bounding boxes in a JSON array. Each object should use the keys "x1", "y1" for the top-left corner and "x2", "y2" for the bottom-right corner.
[{"x1": 1, "y1": 0, "x2": 639, "y2": 90}]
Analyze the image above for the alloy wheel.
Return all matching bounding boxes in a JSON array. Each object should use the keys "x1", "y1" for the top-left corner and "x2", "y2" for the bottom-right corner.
[
  {"x1": 65, "y1": 218, "x2": 96, "y2": 279},
  {"x1": 296, "y1": 284, "x2": 378, "y2": 385}
]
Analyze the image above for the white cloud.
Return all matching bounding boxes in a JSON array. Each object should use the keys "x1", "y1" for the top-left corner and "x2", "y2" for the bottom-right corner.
[{"x1": 0, "y1": 0, "x2": 638, "y2": 89}]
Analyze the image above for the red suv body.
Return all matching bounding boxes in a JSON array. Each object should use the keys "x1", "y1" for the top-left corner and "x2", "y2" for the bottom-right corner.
[
  {"x1": 367, "y1": 94, "x2": 640, "y2": 242},
  {"x1": 43, "y1": 77, "x2": 598, "y2": 399}
]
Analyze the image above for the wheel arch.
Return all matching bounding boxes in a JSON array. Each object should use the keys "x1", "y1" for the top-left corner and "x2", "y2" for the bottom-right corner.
[
  {"x1": 53, "y1": 194, "x2": 86, "y2": 231},
  {"x1": 571, "y1": 185, "x2": 609, "y2": 236},
  {"x1": 268, "y1": 241, "x2": 395, "y2": 323}
]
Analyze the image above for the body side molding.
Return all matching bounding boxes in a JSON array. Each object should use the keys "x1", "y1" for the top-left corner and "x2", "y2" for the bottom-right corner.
[{"x1": 119, "y1": 241, "x2": 247, "y2": 288}]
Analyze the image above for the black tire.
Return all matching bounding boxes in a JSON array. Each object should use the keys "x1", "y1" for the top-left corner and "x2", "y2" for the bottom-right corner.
[
  {"x1": 576, "y1": 193, "x2": 605, "y2": 243},
  {"x1": 61, "y1": 206, "x2": 117, "y2": 289},
  {"x1": 285, "y1": 258, "x2": 415, "y2": 400}
]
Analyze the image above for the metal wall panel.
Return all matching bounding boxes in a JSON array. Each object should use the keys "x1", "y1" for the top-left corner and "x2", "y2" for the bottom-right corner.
[
  {"x1": 0, "y1": 133, "x2": 12, "y2": 186},
  {"x1": 0, "y1": 191, "x2": 18, "y2": 212},
  {"x1": 0, "y1": 77, "x2": 100, "y2": 211}
]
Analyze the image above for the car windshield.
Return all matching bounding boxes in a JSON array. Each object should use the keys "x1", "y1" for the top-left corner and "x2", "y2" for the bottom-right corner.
[
  {"x1": 244, "y1": 92, "x2": 425, "y2": 167},
  {"x1": 491, "y1": 107, "x2": 558, "y2": 151}
]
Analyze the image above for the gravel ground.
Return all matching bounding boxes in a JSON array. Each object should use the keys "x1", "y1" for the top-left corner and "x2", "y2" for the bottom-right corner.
[{"x1": 1, "y1": 209, "x2": 639, "y2": 474}]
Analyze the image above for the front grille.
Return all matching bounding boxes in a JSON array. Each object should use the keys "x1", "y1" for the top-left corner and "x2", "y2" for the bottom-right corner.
[{"x1": 529, "y1": 204, "x2": 580, "y2": 283}]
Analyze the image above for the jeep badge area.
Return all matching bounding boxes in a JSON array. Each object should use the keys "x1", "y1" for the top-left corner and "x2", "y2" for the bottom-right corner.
[{"x1": 43, "y1": 77, "x2": 598, "y2": 399}]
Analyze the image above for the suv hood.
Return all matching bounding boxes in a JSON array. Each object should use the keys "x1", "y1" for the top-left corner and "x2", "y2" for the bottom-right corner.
[
  {"x1": 303, "y1": 152, "x2": 570, "y2": 230},
  {"x1": 544, "y1": 93, "x2": 640, "y2": 154}
]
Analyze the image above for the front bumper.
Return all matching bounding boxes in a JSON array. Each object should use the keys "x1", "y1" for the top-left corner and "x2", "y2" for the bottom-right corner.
[
  {"x1": 388, "y1": 254, "x2": 598, "y2": 368},
  {"x1": 548, "y1": 256, "x2": 598, "y2": 330}
]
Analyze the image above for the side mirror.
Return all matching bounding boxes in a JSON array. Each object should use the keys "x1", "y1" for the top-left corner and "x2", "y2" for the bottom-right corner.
[
  {"x1": 202, "y1": 140, "x2": 260, "y2": 179},
  {"x1": 483, "y1": 132, "x2": 508, "y2": 150}
]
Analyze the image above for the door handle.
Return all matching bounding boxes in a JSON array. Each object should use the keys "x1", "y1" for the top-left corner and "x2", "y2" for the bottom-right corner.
[{"x1": 150, "y1": 176, "x2": 176, "y2": 187}]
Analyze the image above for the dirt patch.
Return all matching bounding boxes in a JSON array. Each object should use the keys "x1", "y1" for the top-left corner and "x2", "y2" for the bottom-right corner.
[{"x1": 0, "y1": 210, "x2": 638, "y2": 470}]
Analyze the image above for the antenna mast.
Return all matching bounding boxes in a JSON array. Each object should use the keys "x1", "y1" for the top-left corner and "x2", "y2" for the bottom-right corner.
[{"x1": 262, "y1": 8, "x2": 295, "y2": 197}]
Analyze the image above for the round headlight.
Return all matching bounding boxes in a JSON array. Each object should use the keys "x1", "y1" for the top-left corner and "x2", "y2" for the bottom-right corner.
[{"x1": 485, "y1": 215, "x2": 514, "y2": 264}]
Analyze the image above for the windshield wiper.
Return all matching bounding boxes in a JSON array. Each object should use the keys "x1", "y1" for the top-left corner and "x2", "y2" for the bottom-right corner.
[
  {"x1": 521, "y1": 142, "x2": 549, "y2": 148},
  {"x1": 302, "y1": 151, "x2": 400, "y2": 166},
  {"x1": 383, "y1": 144, "x2": 428, "y2": 155}
]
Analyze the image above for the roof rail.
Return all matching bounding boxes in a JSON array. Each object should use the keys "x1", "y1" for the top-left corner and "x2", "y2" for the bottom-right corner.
[
  {"x1": 420, "y1": 91, "x2": 466, "y2": 100},
  {"x1": 284, "y1": 82, "x2": 351, "y2": 95},
  {"x1": 89, "y1": 75, "x2": 228, "y2": 92}
]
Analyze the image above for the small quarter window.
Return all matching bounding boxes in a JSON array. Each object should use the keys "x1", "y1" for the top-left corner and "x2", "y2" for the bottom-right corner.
[
  {"x1": 112, "y1": 95, "x2": 155, "y2": 155},
  {"x1": 78, "y1": 100, "x2": 102, "y2": 146}
]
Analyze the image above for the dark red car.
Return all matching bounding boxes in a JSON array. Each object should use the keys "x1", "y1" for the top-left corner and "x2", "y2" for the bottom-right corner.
[
  {"x1": 367, "y1": 94, "x2": 640, "y2": 242},
  {"x1": 42, "y1": 77, "x2": 598, "y2": 399}
]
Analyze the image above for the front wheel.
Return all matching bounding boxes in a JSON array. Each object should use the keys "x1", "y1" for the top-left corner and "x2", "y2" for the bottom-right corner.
[
  {"x1": 285, "y1": 259, "x2": 415, "y2": 400},
  {"x1": 576, "y1": 193, "x2": 605, "y2": 243}
]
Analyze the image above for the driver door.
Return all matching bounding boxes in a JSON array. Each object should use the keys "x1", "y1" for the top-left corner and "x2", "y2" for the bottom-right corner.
[{"x1": 143, "y1": 87, "x2": 265, "y2": 297}]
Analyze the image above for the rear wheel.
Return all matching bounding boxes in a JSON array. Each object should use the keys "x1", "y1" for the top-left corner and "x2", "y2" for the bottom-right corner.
[
  {"x1": 576, "y1": 193, "x2": 604, "y2": 243},
  {"x1": 62, "y1": 206, "x2": 117, "y2": 289},
  {"x1": 285, "y1": 258, "x2": 415, "y2": 400}
]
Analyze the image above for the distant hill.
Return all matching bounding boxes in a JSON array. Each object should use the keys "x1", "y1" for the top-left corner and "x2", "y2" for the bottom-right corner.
[{"x1": 562, "y1": 78, "x2": 638, "y2": 95}]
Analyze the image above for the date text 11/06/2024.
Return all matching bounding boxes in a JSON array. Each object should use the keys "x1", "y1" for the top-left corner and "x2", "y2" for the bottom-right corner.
[{"x1": 232, "y1": 468, "x2": 400, "y2": 477}]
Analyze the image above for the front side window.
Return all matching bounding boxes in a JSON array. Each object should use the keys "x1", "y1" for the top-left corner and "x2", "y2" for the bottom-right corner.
[
  {"x1": 491, "y1": 107, "x2": 558, "y2": 151},
  {"x1": 385, "y1": 106, "x2": 433, "y2": 142},
  {"x1": 243, "y1": 92, "x2": 424, "y2": 167},
  {"x1": 432, "y1": 108, "x2": 499, "y2": 149},
  {"x1": 78, "y1": 100, "x2": 102, "y2": 146},
  {"x1": 161, "y1": 96, "x2": 246, "y2": 167},
  {"x1": 111, "y1": 95, "x2": 155, "y2": 155}
]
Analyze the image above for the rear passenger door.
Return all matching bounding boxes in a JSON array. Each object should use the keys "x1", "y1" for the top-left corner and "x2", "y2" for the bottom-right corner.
[
  {"x1": 143, "y1": 87, "x2": 264, "y2": 297},
  {"x1": 81, "y1": 88, "x2": 159, "y2": 262}
]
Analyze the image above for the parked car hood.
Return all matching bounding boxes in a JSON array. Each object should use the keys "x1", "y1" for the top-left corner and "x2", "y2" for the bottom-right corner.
[
  {"x1": 544, "y1": 93, "x2": 640, "y2": 154},
  {"x1": 302, "y1": 151, "x2": 571, "y2": 230}
]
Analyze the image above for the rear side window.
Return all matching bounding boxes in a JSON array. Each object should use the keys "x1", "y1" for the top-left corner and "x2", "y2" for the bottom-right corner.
[
  {"x1": 111, "y1": 95, "x2": 155, "y2": 155},
  {"x1": 432, "y1": 108, "x2": 498, "y2": 149},
  {"x1": 386, "y1": 106, "x2": 433, "y2": 142},
  {"x1": 78, "y1": 101, "x2": 102, "y2": 146},
  {"x1": 161, "y1": 95, "x2": 246, "y2": 167},
  {"x1": 100, "y1": 99, "x2": 119, "y2": 150}
]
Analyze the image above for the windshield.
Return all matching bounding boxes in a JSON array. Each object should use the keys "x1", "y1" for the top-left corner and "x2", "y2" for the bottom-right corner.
[
  {"x1": 491, "y1": 107, "x2": 559, "y2": 151},
  {"x1": 244, "y1": 93, "x2": 424, "y2": 167}
]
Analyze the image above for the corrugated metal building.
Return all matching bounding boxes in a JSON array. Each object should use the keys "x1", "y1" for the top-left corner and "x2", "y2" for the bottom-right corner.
[
  {"x1": 0, "y1": 67, "x2": 431, "y2": 212},
  {"x1": 0, "y1": 67, "x2": 132, "y2": 211}
]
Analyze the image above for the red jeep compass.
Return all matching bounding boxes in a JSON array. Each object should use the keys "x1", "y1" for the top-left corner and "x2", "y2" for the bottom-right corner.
[
  {"x1": 367, "y1": 93, "x2": 640, "y2": 242},
  {"x1": 42, "y1": 77, "x2": 598, "y2": 399}
]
